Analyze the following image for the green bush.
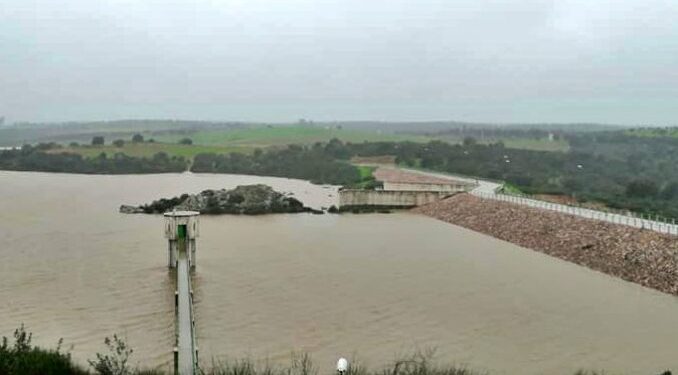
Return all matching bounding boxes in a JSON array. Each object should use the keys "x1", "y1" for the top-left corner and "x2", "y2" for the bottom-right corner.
[
  {"x1": 88, "y1": 335, "x2": 133, "y2": 375},
  {"x1": 0, "y1": 147, "x2": 188, "y2": 174},
  {"x1": 0, "y1": 324, "x2": 88, "y2": 375}
]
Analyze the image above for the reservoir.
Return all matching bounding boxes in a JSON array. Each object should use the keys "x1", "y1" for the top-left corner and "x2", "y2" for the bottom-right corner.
[{"x1": 0, "y1": 171, "x2": 676, "y2": 374}]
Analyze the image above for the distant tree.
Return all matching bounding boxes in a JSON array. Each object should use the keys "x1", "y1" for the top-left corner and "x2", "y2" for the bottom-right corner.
[
  {"x1": 660, "y1": 181, "x2": 678, "y2": 200},
  {"x1": 69, "y1": 142, "x2": 79, "y2": 147},
  {"x1": 325, "y1": 138, "x2": 351, "y2": 159},
  {"x1": 131, "y1": 134, "x2": 144, "y2": 143},
  {"x1": 626, "y1": 179, "x2": 659, "y2": 198},
  {"x1": 462, "y1": 137, "x2": 477, "y2": 147},
  {"x1": 35, "y1": 142, "x2": 60, "y2": 151},
  {"x1": 113, "y1": 139, "x2": 125, "y2": 148},
  {"x1": 147, "y1": 138, "x2": 155, "y2": 143},
  {"x1": 152, "y1": 152, "x2": 170, "y2": 164},
  {"x1": 178, "y1": 138, "x2": 193, "y2": 145},
  {"x1": 91, "y1": 136, "x2": 105, "y2": 146},
  {"x1": 0, "y1": 145, "x2": 187, "y2": 174}
]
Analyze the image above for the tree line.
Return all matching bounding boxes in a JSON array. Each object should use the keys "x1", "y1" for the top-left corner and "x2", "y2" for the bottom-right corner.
[
  {"x1": 190, "y1": 135, "x2": 678, "y2": 217},
  {"x1": 191, "y1": 140, "x2": 361, "y2": 185},
  {"x1": 3, "y1": 131, "x2": 678, "y2": 217},
  {"x1": 0, "y1": 144, "x2": 187, "y2": 174}
]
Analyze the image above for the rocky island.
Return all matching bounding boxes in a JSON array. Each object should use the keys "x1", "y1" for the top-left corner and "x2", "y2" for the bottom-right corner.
[{"x1": 120, "y1": 184, "x2": 319, "y2": 215}]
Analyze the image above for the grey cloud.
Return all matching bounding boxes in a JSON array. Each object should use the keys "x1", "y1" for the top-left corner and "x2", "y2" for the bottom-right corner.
[{"x1": 1, "y1": 0, "x2": 677, "y2": 124}]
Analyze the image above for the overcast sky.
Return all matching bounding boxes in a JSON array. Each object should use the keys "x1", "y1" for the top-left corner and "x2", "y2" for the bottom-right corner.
[{"x1": 2, "y1": 0, "x2": 677, "y2": 124}]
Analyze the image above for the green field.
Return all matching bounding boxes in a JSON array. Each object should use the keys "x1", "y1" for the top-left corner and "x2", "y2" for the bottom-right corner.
[
  {"x1": 500, "y1": 137, "x2": 569, "y2": 152},
  {"x1": 51, "y1": 142, "x2": 250, "y2": 159},
  {"x1": 28, "y1": 123, "x2": 574, "y2": 162},
  {"x1": 150, "y1": 125, "x2": 430, "y2": 147},
  {"x1": 51, "y1": 125, "x2": 429, "y2": 160},
  {"x1": 625, "y1": 127, "x2": 678, "y2": 138},
  {"x1": 438, "y1": 135, "x2": 569, "y2": 152},
  {"x1": 357, "y1": 165, "x2": 375, "y2": 179},
  {"x1": 144, "y1": 126, "x2": 568, "y2": 154}
]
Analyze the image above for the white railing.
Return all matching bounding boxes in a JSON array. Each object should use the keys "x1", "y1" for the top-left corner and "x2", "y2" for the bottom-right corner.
[{"x1": 472, "y1": 190, "x2": 678, "y2": 236}]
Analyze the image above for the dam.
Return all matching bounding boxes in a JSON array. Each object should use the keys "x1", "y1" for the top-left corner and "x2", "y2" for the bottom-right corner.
[{"x1": 339, "y1": 168, "x2": 475, "y2": 209}]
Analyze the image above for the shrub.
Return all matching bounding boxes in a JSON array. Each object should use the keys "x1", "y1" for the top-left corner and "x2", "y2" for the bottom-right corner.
[
  {"x1": 626, "y1": 179, "x2": 658, "y2": 198},
  {"x1": 88, "y1": 335, "x2": 133, "y2": 375},
  {"x1": 0, "y1": 324, "x2": 88, "y2": 375}
]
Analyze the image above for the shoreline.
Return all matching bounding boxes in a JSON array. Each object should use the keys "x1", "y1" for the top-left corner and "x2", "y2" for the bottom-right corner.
[{"x1": 414, "y1": 193, "x2": 678, "y2": 296}]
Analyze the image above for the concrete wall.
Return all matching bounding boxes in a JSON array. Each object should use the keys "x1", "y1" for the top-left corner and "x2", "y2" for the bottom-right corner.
[
  {"x1": 382, "y1": 181, "x2": 472, "y2": 193},
  {"x1": 339, "y1": 189, "x2": 452, "y2": 207},
  {"x1": 164, "y1": 215, "x2": 199, "y2": 240}
]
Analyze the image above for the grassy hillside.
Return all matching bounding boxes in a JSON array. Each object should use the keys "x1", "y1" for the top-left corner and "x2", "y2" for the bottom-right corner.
[
  {"x1": 44, "y1": 125, "x2": 425, "y2": 161},
  {"x1": 436, "y1": 135, "x2": 570, "y2": 152},
  {"x1": 51, "y1": 142, "x2": 250, "y2": 159},
  {"x1": 150, "y1": 125, "x2": 430, "y2": 148},
  {"x1": 0, "y1": 120, "x2": 246, "y2": 147},
  {"x1": 626, "y1": 127, "x2": 678, "y2": 138},
  {"x1": 4, "y1": 120, "x2": 581, "y2": 153}
]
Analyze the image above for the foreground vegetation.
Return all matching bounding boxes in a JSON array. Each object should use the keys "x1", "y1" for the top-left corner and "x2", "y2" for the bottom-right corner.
[
  {"x1": 2, "y1": 326, "x2": 657, "y2": 375},
  {"x1": 0, "y1": 325, "x2": 88, "y2": 375}
]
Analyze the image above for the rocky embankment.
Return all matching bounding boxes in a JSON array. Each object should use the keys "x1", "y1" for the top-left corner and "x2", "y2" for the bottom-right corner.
[
  {"x1": 121, "y1": 184, "x2": 319, "y2": 215},
  {"x1": 414, "y1": 193, "x2": 678, "y2": 296}
]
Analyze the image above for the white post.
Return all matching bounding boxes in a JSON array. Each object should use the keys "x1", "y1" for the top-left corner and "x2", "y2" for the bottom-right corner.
[{"x1": 169, "y1": 242, "x2": 177, "y2": 268}]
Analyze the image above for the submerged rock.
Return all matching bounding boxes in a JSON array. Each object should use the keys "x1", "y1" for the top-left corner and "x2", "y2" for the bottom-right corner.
[
  {"x1": 124, "y1": 184, "x2": 316, "y2": 215},
  {"x1": 119, "y1": 204, "x2": 144, "y2": 214}
]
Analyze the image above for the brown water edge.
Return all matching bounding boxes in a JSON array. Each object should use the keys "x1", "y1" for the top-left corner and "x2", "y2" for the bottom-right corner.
[{"x1": 1, "y1": 171, "x2": 677, "y2": 375}]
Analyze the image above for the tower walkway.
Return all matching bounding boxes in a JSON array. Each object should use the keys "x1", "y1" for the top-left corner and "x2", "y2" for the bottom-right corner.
[{"x1": 176, "y1": 250, "x2": 197, "y2": 375}]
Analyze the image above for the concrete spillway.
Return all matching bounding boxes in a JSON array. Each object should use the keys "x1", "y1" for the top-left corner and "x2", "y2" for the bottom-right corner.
[{"x1": 176, "y1": 250, "x2": 197, "y2": 374}]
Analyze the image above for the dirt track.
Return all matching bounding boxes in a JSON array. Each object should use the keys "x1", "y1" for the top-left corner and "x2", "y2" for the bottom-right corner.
[
  {"x1": 373, "y1": 167, "x2": 467, "y2": 184},
  {"x1": 414, "y1": 193, "x2": 678, "y2": 296}
]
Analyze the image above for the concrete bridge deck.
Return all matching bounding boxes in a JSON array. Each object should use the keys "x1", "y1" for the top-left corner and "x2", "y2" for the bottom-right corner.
[{"x1": 176, "y1": 250, "x2": 197, "y2": 374}]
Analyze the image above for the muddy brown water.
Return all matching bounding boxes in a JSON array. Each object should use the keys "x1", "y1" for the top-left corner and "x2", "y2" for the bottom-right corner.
[{"x1": 1, "y1": 171, "x2": 676, "y2": 375}]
